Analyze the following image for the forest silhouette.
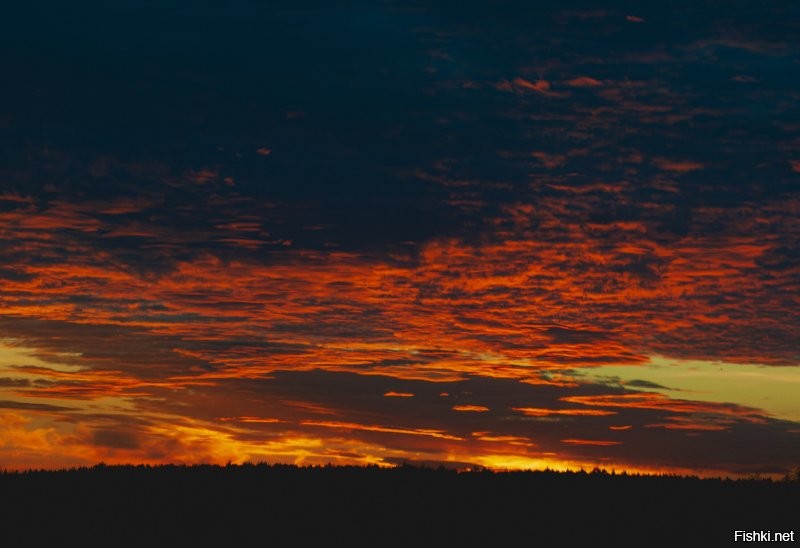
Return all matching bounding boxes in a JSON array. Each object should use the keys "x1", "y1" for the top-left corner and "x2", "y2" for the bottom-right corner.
[{"x1": 1, "y1": 463, "x2": 797, "y2": 547}]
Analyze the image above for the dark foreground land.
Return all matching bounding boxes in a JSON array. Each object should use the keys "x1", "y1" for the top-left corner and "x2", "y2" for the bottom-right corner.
[{"x1": 1, "y1": 464, "x2": 797, "y2": 547}]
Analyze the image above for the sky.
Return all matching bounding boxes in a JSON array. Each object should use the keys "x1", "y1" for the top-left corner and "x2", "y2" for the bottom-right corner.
[{"x1": 0, "y1": 0, "x2": 799, "y2": 477}]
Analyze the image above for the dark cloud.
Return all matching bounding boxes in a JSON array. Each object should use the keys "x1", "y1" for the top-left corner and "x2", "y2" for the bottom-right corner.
[
  {"x1": 0, "y1": 378, "x2": 32, "y2": 388},
  {"x1": 91, "y1": 429, "x2": 141, "y2": 450},
  {"x1": 624, "y1": 380, "x2": 671, "y2": 390},
  {"x1": 0, "y1": 400, "x2": 73, "y2": 412}
]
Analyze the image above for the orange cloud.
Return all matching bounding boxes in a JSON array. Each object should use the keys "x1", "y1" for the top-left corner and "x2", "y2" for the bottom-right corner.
[
  {"x1": 513, "y1": 407, "x2": 616, "y2": 417},
  {"x1": 561, "y1": 439, "x2": 622, "y2": 446},
  {"x1": 653, "y1": 158, "x2": 704, "y2": 172},
  {"x1": 301, "y1": 420, "x2": 463, "y2": 441},
  {"x1": 513, "y1": 77, "x2": 550, "y2": 92},
  {"x1": 384, "y1": 391, "x2": 415, "y2": 398},
  {"x1": 559, "y1": 394, "x2": 765, "y2": 421},
  {"x1": 218, "y1": 416, "x2": 283, "y2": 424},
  {"x1": 453, "y1": 405, "x2": 490, "y2": 412},
  {"x1": 472, "y1": 433, "x2": 535, "y2": 446},
  {"x1": 565, "y1": 77, "x2": 602, "y2": 87}
]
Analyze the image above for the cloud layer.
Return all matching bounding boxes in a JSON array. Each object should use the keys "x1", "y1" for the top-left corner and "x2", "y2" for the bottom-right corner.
[{"x1": 0, "y1": 0, "x2": 798, "y2": 475}]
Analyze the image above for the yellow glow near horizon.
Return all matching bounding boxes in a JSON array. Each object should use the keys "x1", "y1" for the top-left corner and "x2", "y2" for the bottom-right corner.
[
  {"x1": 0, "y1": 341, "x2": 85, "y2": 373},
  {"x1": 579, "y1": 356, "x2": 800, "y2": 422}
]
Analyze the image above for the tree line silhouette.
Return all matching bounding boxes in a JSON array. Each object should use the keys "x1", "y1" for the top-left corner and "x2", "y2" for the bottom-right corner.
[{"x1": 1, "y1": 463, "x2": 797, "y2": 547}]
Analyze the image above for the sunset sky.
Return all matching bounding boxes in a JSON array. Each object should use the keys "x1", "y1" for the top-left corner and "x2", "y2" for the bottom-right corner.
[{"x1": 1, "y1": 0, "x2": 799, "y2": 477}]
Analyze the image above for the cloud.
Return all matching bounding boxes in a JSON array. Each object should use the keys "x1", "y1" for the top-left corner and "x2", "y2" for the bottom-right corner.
[
  {"x1": 301, "y1": 420, "x2": 463, "y2": 441},
  {"x1": 452, "y1": 405, "x2": 490, "y2": 412},
  {"x1": 92, "y1": 428, "x2": 141, "y2": 450},
  {"x1": 0, "y1": 378, "x2": 32, "y2": 388},
  {"x1": 0, "y1": 400, "x2": 73, "y2": 412},
  {"x1": 558, "y1": 393, "x2": 769, "y2": 429},
  {"x1": 0, "y1": 0, "x2": 798, "y2": 477},
  {"x1": 561, "y1": 439, "x2": 622, "y2": 446},
  {"x1": 565, "y1": 77, "x2": 602, "y2": 88},
  {"x1": 623, "y1": 380, "x2": 671, "y2": 390},
  {"x1": 513, "y1": 407, "x2": 616, "y2": 417},
  {"x1": 653, "y1": 159, "x2": 705, "y2": 173}
]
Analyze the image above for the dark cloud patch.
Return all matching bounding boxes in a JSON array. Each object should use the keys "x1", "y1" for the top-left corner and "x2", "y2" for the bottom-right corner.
[
  {"x1": 0, "y1": 400, "x2": 73, "y2": 412},
  {"x1": 0, "y1": 268, "x2": 36, "y2": 283},
  {"x1": 92, "y1": 429, "x2": 141, "y2": 450},
  {"x1": 624, "y1": 380, "x2": 671, "y2": 390},
  {"x1": 0, "y1": 318, "x2": 215, "y2": 377},
  {"x1": 0, "y1": 378, "x2": 32, "y2": 388},
  {"x1": 546, "y1": 328, "x2": 610, "y2": 344}
]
